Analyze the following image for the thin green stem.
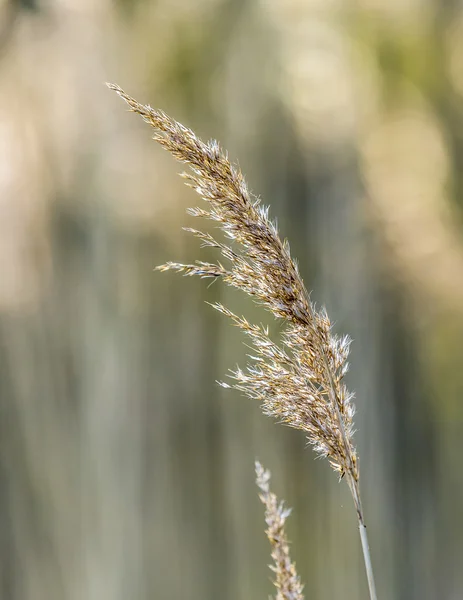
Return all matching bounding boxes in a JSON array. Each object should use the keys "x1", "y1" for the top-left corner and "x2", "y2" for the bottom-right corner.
[
  {"x1": 358, "y1": 512, "x2": 378, "y2": 600},
  {"x1": 346, "y1": 474, "x2": 378, "y2": 600}
]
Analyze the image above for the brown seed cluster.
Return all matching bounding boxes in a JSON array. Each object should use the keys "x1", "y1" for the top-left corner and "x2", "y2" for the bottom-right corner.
[
  {"x1": 108, "y1": 83, "x2": 359, "y2": 482},
  {"x1": 255, "y1": 461, "x2": 304, "y2": 600}
]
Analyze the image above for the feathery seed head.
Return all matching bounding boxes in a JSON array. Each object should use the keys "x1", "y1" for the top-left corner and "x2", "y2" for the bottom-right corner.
[{"x1": 108, "y1": 83, "x2": 359, "y2": 482}]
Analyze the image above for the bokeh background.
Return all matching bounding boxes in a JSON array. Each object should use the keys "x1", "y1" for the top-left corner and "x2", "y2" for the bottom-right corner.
[{"x1": 1, "y1": 0, "x2": 463, "y2": 598}]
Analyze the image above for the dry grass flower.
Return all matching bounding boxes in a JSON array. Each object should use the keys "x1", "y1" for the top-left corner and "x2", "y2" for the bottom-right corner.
[
  {"x1": 255, "y1": 461, "x2": 304, "y2": 600},
  {"x1": 108, "y1": 83, "x2": 378, "y2": 600}
]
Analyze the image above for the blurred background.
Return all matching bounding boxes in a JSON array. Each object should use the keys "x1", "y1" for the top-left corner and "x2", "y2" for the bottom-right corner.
[{"x1": 1, "y1": 0, "x2": 463, "y2": 598}]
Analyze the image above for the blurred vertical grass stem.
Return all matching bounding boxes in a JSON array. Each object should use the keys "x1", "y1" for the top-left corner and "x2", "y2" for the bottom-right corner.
[{"x1": 108, "y1": 83, "x2": 378, "y2": 600}]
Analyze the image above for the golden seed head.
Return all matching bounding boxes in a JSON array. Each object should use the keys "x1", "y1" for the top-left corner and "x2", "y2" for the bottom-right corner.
[{"x1": 109, "y1": 83, "x2": 359, "y2": 482}]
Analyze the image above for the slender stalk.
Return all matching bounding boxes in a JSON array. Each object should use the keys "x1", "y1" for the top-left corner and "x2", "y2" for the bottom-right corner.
[
  {"x1": 346, "y1": 474, "x2": 377, "y2": 600},
  {"x1": 358, "y1": 512, "x2": 378, "y2": 600}
]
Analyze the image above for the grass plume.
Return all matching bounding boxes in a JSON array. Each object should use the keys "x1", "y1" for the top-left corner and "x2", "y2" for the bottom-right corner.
[
  {"x1": 108, "y1": 82, "x2": 378, "y2": 600},
  {"x1": 255, "y1": 461, "x2": 304, "y2": 600}
]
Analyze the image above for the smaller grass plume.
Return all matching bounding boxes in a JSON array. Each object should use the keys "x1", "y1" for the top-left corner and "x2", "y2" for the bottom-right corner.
[{"x1": 255, "y1": 461, "x2": 304, "y2": 600}]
